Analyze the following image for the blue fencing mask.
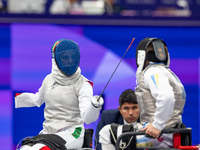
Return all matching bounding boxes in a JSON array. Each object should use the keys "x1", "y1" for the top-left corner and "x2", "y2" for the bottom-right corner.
[{"x1": 51, "y1": 39, "x2": 80, "y2": 76}]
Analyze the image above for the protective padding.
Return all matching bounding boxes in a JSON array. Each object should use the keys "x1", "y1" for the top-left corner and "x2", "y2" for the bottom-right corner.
[{"x1": 152, "y1": 39, "x2": 166, "y2": 61}]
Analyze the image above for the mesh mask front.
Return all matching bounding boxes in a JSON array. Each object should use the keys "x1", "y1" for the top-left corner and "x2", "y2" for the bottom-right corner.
[{"x1": 52, "y1": 39, "x2": 80, "y2": 76}]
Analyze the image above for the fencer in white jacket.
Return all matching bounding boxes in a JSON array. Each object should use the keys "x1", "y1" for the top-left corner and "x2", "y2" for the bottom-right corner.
[
  {"x1": 15, "y1": 39, "x2": 104, "y2": 150},
  {"x1": 99, "y1": 37, "x2": 186, "y2": 150}
]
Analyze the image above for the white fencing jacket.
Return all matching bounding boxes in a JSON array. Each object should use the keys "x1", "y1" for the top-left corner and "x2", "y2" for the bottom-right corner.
[{"x1": 15, "y1": 59, "x2": 101, "y2": 134}]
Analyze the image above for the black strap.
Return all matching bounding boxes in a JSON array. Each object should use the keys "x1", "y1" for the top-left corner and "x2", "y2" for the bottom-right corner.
[
  {"x1": 122, "y1": 124, "x2": 136, "y2": 150},
  {"x1": 110, "y1": 123, "x2": 119, "y2": 145},
  {"x1": 82, "y1": 129, "x2": 94, "y2": 148},
  {"x1": 22, "y1": 134, "x2": 67, "y2": 150},
  {"x1": 110, "y1": 124, "x2": 136, "y2": 150}
]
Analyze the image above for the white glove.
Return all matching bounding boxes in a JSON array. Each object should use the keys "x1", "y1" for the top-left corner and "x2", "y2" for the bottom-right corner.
[
  {"x1": 92, "y1": 95, "x2": 104, "y2": 108},
  {"x1": 134, "y1": 122, "x2": 144, "y2": 131}
]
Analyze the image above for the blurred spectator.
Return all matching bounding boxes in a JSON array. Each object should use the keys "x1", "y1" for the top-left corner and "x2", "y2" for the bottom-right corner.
[
  {"x1": 81, "y1": 0, "x2": 105, "y2": 15},
  {"x1": 81, "y1": 0, "x2": 123, "y2": 15},
  {"x1": 5, "y1": 0, "x2": 123, "y2": 15},
  {"x1": 104, "y1": 0, "x2": 114, "y2": 15},
  {"x1": 49, "y1": 0, "x2": 84, "y2": 15},
  {"x1": 104, "y1": 0, "x2": 123, "y2": 15},
  {"x1": 8, "y1": 0, "x2": 47, "y2": 14},
  {"x1": 0, "y1": 0, "x2": 7, "y2": 13}
]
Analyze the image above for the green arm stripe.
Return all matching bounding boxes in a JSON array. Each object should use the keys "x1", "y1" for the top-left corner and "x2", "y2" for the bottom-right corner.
[{"x1": 72, "y1": 127, "x2": 82, "y2": 139}]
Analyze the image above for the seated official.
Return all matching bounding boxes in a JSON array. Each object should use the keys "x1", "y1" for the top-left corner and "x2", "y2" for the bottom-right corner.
[{"x1": 95, "y1": 89, "x2": 140, "y2": 150}]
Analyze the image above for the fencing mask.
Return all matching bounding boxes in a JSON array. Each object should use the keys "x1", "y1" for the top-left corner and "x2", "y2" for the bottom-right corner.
[
  {"x1": 51, "y1": 39, "x2": 80, "y2": 76},
  {"x1": 136, "y1": 37, "x2": 169, "y2": 72}
]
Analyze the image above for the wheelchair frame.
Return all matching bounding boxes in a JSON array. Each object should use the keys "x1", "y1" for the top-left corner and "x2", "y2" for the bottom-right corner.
[{"x1": 115, "y1": 128, "x2": 199, "y2": 150}]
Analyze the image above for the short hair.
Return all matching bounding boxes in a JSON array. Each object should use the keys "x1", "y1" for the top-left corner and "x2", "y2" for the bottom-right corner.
[{"x1": 119, "y1": 89, "x2": 137, "y2": 107}]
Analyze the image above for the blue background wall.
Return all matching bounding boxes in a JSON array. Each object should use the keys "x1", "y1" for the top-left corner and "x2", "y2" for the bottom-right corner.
[{"x1": 0, "y1": 24, "x2": 199, "y2": 149}]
